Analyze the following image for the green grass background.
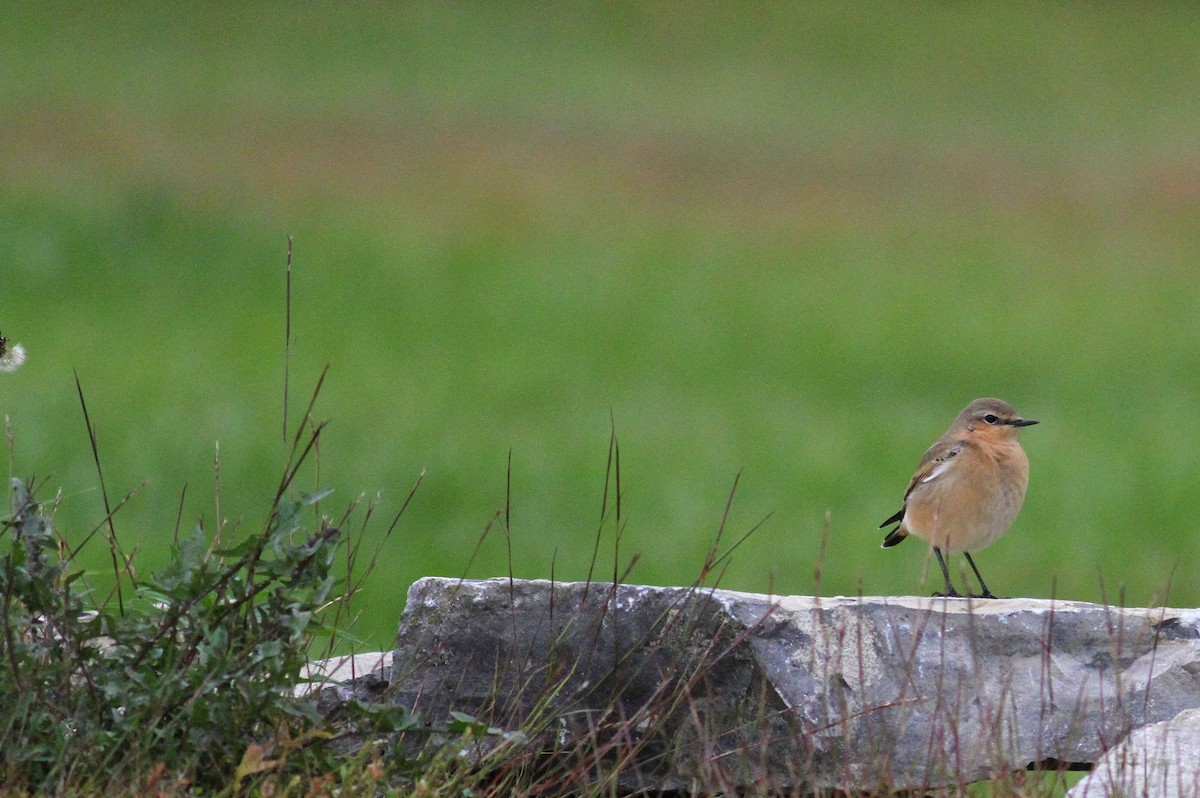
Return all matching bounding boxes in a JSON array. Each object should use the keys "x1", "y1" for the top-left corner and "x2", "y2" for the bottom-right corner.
[{"x1": 3, "y1": 3, "x2": 1200, "y2": 649}]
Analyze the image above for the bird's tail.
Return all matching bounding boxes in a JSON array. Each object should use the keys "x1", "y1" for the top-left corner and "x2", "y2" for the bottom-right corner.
[{"x1": 881, "y1": 527, "x2": 908, "y2": 547}]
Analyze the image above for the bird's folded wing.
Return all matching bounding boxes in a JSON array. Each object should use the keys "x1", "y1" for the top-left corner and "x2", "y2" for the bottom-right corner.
[{"x1": 902, "y1": 440, "x2": 963, "y2": 500}]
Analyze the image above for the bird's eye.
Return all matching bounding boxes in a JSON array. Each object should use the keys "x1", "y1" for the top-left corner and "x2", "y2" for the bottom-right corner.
[{"x1": 983, "y1": 414, "x2": 1000, "y2": 425}]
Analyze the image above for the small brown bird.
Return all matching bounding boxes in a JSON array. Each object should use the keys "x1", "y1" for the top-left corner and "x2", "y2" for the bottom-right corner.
[{"x1": 880, "y1": 398, "x2": 1037, "y2": 599}]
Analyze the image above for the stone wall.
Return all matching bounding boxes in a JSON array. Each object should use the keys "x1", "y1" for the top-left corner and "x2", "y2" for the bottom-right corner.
[{"x1": 310, "y1": 577, "x2": 1200, "y2": 794}]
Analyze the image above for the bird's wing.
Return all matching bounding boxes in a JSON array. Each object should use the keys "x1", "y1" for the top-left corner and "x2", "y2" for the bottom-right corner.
[
  {"x1": 879, "y1": 438, "x2": 965, "y2": 535},
  {"x1": 902, "y1": 439, "x2": 964, "y2": 502}
]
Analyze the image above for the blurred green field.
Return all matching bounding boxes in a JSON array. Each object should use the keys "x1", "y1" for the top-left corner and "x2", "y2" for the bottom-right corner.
[{"x1": 3, "y1": 3, "x2": 1200, "y2": 649}]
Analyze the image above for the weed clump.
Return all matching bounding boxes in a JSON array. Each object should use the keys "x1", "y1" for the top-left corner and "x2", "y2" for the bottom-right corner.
[{"x1": 0, "y1": 477, "x2": 341, "y2": 793}]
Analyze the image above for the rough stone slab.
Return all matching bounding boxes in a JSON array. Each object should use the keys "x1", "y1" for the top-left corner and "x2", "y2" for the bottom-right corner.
[
  {"x1": 1068, "y1": 707, "x2": 1200, "y2": 798},
  {"x1": 295, "y1": 652, "x2": 392, "y2": 697},
  {"x1": 386, "y1": 577, "x2": 1200, "y2": 793}
]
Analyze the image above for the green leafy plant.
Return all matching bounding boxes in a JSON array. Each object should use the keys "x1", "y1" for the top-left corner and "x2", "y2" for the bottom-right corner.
[{"x1": 0, "y1": 448, "x2": 345, "y2": 792}]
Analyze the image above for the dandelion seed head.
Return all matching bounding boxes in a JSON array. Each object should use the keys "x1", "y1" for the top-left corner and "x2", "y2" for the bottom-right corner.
[{"x1": 0, "y1": 342, "x2": 26, "y2": 373}]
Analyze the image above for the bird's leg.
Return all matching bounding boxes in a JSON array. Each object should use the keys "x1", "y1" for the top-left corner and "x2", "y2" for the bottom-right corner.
[
  {"x1": 932, "y1": 547, "x2": 961, "y2": 598},
  {"x1": 964, "y1": 552, "x2": 998, "y2": 599}
]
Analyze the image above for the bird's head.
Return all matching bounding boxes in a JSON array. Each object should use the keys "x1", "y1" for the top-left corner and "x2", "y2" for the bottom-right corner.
[{"x1": 954, "y1": 397, "x2": 1038, "y2": 440}]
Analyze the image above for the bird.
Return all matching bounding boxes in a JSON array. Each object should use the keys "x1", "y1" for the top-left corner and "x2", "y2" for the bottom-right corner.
[{"x1": 880, "y1": 397, "x2": 1037, "y2": 599}]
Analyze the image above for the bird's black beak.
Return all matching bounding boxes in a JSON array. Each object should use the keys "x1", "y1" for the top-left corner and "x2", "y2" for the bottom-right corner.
[{"x1": 1011, "y1": 418, "x2": 1039, "y2": 427}]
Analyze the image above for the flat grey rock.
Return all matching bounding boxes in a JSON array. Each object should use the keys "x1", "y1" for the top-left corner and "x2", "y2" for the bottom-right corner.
[
  {"x1": 295, "y1": 652, "x2": 392, "y2": 697},
  {"x1": 383, "y1": 577, "x2": 1200, "y2": 793},
  {"x1": 1068, "y1": 707, "x2": 1200, "y2": 798}
]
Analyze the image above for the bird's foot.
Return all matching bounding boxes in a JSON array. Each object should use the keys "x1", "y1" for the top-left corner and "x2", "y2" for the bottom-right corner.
[
  {"x1": 932, "y1": 589, "x2": 964, "y2": 599},
  {"x1": 970, "y1": 591, "x2": 1004, "y2": 599}
]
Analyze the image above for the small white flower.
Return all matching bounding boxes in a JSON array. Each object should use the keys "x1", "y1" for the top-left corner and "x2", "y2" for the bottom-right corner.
[{"x1": 0, "y1": 334, "x2": 25, "y2": 373}]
